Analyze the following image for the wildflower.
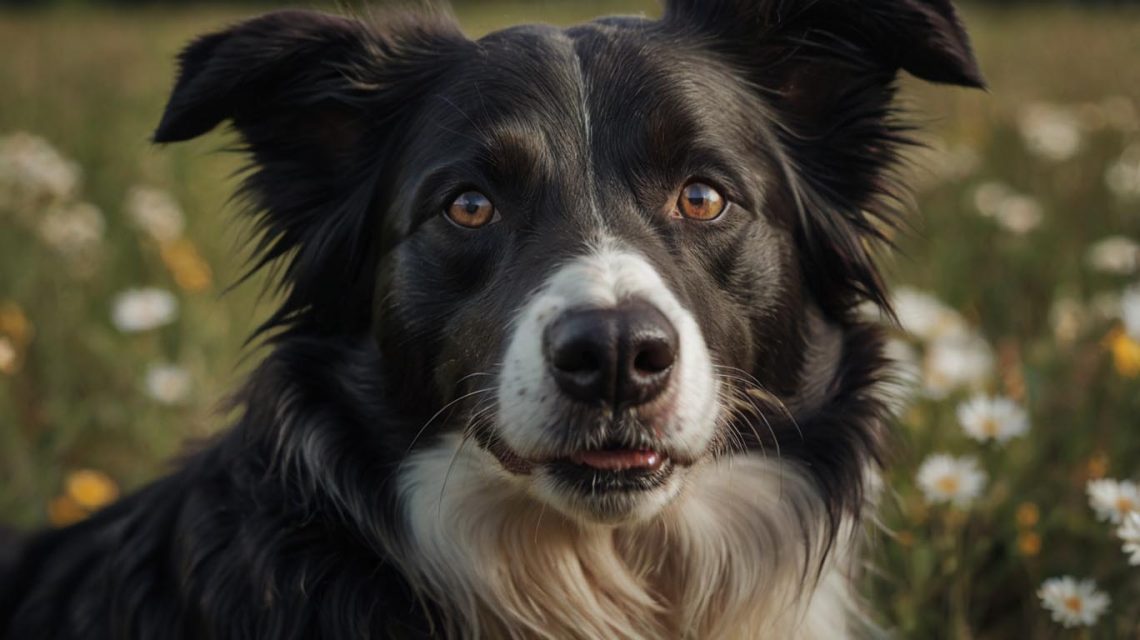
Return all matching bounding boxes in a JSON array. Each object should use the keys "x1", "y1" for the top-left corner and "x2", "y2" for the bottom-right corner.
[
  {"x1": 1087, "y1": 452, "x2": 1110, "y2": 480},
  {"x1": 1118, "y1": 512, "x2": 1140, "y2": 565},
  {"x1": 972, "y1": 181, "x2": 1013, "y2": 217},
  {"x1": 65, "y1": 469, "x2": 119, "y2": 510},
  {"x1": 1038, "y1": 577, "x2": 1110, "y2": 628},
  {"x1": 1049, "y1": 296, "x2": 1087, "y2": 344},
  {"x1": 1122, "y1": 284, "x2": 1140, "y2": 340},
  {"x1": 1016, "y1": 502, "x2": 1040, "y2": 528},
  {"x1": 37, "y1": 201, "x2": 104, "y2": 255},
  {"x1": 956, "y1": 394, "x2": 1029, "y2": 444},
  {"x1": 891, "y1": 288, "x2": 964, "y2": 342},
  {"x1": 110, "y1": 288, "x2": 178, "y2": 333},
  {"x1": 0, "y1": 302, "x2": 32, "y2": 346},
  {"x1": 1087, "y1": 478, "x2": 1140, "y2": 524},
  {"x1": 125, "y1": 185, "x2": 185, "y2": 243},
  {"x1": 1105, "y1": 327, "x2": 1140, "y2": 378},
  {"x1": 0, "y1": 132, "x2": 80, "y2": 211},
  {"x1": 1018, "y1": 103, "x2": 1082, "y2": 162},
  {"x1": 1105, "y1": 142, "x2": 1140, "y2": 201},
  {"x1": 972, "y1": 183, "x2": 1042, "y2": 234},
  {"x1": 0, "y1": 336, "x2": 17, "y2": 375},
  {"x1": 1017, "y1": 532, "x2": 1041, "y2": 557},
  {"x1": 922, "y1": 331, "x2": 994, "y2": 399},
  {"x1": 916, "y1": 454, "x2": 986, "y2": 507},
  {"x1": 1086, "y1": 236, "x2": 1140, "y2": 275},
  {"x1": 47, "y1": 495, "x2": 87, "y2": 527},
  {"x1": 992, "y1": 194, "x2": 1042, "y2": 235},
  {"x1": 159, "y1": 238, "x2": 212, "y2": 292},
  {"x1": 144, "y1": 363, "x2": 192, "y2": 405}
]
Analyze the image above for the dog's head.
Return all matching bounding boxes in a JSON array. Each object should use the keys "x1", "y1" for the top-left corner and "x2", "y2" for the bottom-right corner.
[{"x1": 156, "y1": 1, "x2": 981, "y2": 525}]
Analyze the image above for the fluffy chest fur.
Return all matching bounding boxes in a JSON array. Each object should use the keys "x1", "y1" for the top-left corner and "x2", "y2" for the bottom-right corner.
[{"x1": 396, "y1": 439, "x2": 862, "y2": 639}]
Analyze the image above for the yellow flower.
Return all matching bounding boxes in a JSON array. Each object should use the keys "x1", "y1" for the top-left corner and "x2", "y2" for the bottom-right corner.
[
  {"x1": 1018, "y1": 532, "x2": 1042, "y2": 557},
  {"x1": 0, "y1": 302, "x2": 32, "y2": 346},
  {"x1": 65, "y1": 469, "x2": 119, "y2": 510},
  {"x1": 1087, "y1": 452, "x2": 1110, "y2": 480},
  {"x1": 47, "y1": 495, "x2": 87, "y2": 527},
  {"x1": 1105, "y1": 327, "x2": 1140, "y2": 378},
  {"x1": 1017, "y1": 502, "x2": 1040, "y2": 529},
  {"x1": 159, "y1": 239, "x2": 213, "y2": 293},
  {"x1": 895, "y1": 530, "x2": 915, "y2": 547}
]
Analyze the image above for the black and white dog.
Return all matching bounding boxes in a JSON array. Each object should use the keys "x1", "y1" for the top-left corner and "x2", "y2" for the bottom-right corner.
[{"x1": 0, "y1": 1, "x2": 983, "y2": 637}]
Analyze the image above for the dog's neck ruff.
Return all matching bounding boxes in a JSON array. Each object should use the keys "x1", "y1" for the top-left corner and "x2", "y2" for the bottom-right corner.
[{"x1": 390, "y1": 440, "x2": 860, "y2": 639}]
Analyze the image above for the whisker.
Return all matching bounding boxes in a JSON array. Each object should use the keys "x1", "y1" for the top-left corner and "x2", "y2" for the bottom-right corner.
[{"x1": 406, "y1": 387, "x2": 496, "y2": 454}]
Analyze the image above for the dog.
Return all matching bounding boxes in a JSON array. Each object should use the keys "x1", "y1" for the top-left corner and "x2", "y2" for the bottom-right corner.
[{"x1": 0, "y1": 1, "x2": 983, "y2": 637}]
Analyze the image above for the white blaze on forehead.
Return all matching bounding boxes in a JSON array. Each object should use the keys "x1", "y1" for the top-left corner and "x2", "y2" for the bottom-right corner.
[{"x1": 495, "y1": 238, "x2": 719, "y2": 460}]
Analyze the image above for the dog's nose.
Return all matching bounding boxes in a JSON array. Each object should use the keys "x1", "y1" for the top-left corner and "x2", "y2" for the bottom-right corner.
[{"x1": 544, "y1": 301, "x2": 678, "y2": 408}]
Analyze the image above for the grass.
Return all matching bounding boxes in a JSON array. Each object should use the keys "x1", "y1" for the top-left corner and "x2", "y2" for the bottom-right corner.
[{"x1": 1, "y1": 3, "x2": 1139, "y2": 636}]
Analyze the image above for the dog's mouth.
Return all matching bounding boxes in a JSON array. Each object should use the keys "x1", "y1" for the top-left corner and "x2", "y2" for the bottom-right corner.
[
  {"x1": 479, "y1": 431, "x2": 682, "y2": 492},
  {"x1": 549, "y1": 445, "x2": 675, "y2": 493}
]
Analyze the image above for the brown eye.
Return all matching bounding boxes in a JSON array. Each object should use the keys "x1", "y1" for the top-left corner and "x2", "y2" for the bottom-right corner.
[
  {"x1": 675, "y1": 182, "x2": 726, "y2": 221},
  {"x1": 446, "y1": 191, "x2": 497, "y2": 228}
]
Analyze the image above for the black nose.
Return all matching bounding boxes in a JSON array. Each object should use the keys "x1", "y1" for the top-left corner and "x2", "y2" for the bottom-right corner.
[{"x1": 544, "y1": 301, "x2": 678, "y2": 409}]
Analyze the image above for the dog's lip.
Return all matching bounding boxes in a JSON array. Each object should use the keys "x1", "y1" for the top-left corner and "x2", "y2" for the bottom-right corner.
[
  {"x1": 566, "y1": 448, "x2": 666, "y2": 472},
  {"x1": 478, "y1": 430, "x2": 692, "y2": 476}
]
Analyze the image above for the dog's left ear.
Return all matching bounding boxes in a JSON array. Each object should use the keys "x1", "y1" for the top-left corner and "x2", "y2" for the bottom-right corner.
[
  {"x1": 155, "y1": 10, "x2": 467, "y2": 335},
  {"x1": 663, "y1": 0, "x2": 984, "y2": 315}
]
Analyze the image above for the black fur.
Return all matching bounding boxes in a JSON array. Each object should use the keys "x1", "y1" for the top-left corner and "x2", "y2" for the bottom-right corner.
[{"x1": 1, "y1": 2, "x2": 982, "y2": 637}]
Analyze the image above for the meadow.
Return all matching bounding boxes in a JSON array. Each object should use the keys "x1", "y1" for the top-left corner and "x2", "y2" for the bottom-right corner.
[{"x1": 1, "y1": 2, "x2": 1139, "y2": 637}]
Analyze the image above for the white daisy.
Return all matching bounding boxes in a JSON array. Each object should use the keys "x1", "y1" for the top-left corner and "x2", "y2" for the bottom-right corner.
[
  {"x1": 992, "y1": 194, "x2": 1042, "y2": 235},
  {"x1": 972, "y1": 181, "x2": 1014, "y2": 217},
  {"x1": 1118, "y1": 512, "x2": 1140, "y2": 566},
  {"x1": 37, "y1": 201, "x2": 104, "y2": 255},
  {"x1": 1105, "y1": 142, "x2": 1140, "y2": 201},
  {"x1": 916, "y1": 454, "x2": 986, "y2": 507},
  {"x1": 1086, "y1": 236, "x2": 1140, "y2": 276},
  {"x1": 922, "y1": 330, "x2": 994, "y2": 399},
  {"x1": 1087, "y1": 478, "x2": 1140, "y2": 524},
  {"x1": 956, "y1": 394, "x2": 1029, "y2": 444},
  {"x1": 891, "y1": 288, "x2": 965, "y2": 342},
  {"x1": 1122, "y1": 284, "x2": 1140, "y2": 340},
  {"x1": 110, "y1": 288, "x2": 178, "y2": 333},
  {"x1": 125, "y1": 185, "x2": 185, "y2": 243},
  {"x1": 144, "y1": 363, "x2": 192, "y2": 405},
  {"x1": 1038, "y1": 577, "x2": 1110, "y2": 628},
  {"x1": 1018, "y1": 103, "x2": 1082, "y2": 162},
  {"x1": 0, "y1": 132, "x2": 80, "y2": 211}
]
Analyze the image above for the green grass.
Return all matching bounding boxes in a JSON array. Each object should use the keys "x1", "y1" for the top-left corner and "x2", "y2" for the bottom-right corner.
[{"x1": 1, "y1": 3, "x2": 1139, "y2": 637}]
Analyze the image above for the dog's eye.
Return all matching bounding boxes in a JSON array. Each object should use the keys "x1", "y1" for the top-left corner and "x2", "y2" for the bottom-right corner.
[
  {"x1": 445, "y1": 191, "x2": 498, "y2": 228},
  {"x1": 674, "y1": 182, "x2": 726, "y2": 221}
]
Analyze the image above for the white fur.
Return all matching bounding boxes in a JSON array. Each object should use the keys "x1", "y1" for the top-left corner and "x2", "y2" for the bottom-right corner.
[{"x1": 392, "y1": 436, "x2": 863, "y2": 639}]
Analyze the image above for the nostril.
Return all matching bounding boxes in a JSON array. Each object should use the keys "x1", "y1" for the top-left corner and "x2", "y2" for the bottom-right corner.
[
  {"x1": 553, "y1": 344, "x2": 601, "y2": 374},
  {"x1": 633, "y1": 339, "x2": 675, "y2": 374}
]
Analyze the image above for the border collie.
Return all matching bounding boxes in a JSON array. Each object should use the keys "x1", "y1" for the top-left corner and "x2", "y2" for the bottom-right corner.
[{"x1": 0, "y1": 1, "x2": 983, "y2": 637}]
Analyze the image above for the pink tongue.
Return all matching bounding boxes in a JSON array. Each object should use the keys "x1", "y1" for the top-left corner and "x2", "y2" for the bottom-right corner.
[{"x1": 569, "y1": 449, "x2": 663, "y2": 471}]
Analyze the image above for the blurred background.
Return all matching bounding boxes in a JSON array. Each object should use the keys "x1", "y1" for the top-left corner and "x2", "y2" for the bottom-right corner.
[{"x1": 1, "y1": 0, "x2": 1139, "y2": 637}]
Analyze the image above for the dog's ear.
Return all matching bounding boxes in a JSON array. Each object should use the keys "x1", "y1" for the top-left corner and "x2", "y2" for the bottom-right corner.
[
  {"x1": 155, "y1": 10, "x2": 466, "y2": 336},
  {"x1": 663, "y1": 0, "x2": 984, "y2": 315}
]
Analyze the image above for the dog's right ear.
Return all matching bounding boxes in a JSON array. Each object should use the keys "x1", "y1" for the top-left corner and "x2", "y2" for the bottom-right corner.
[{"x1": 155, "y1": 10, "x2": 467, "y2": 336}]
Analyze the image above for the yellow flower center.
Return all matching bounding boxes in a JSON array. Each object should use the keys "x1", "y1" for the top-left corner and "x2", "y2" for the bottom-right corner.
[
  {"x1": 981, "y1": 418, "x2": 1000, "y2": 437},
  {"x1": 936, "y1": 475, "x2": 961, "y2": 495},
  {"x1": 1064, "y1": 596, "x2": 1084, "y2": 613},
  {"x1": 1116, "y1": 497, "x2": 1136, "y2": 514}
]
